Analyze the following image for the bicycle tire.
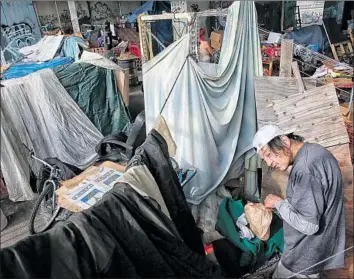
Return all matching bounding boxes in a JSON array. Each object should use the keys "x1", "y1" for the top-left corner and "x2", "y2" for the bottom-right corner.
[{"x1": 29, "y1": 185, "x2": 60, "y2": 235}]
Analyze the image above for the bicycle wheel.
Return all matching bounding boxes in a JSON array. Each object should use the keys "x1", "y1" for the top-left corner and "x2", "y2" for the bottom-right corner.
[{"x1": 29, "y1": 182, "x2": 60, "y2": 235}]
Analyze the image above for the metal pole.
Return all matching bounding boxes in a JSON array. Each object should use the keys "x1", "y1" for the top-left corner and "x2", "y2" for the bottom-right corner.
[
  {"x1": 118, "y1": 1, "x2": 122, "y2": 16},
  {"x1": 281, "y1": 0, "x2": 284, "y2": 31},
  {"x1": 321, "y1": 19, "x2": 331, "y2": 46},
  {"x1": 349, "y1": 87, "x2": 353, "y2": 113}
]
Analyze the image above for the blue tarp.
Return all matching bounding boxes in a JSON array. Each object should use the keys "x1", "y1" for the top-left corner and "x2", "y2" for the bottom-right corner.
[
  {"x1": 286, "y1": 25, "x2": 327, "y2": 53},
  {"x1": 2, "y1": 57, "x2": 73, "y2": 80},
  {"x1": 127, "y1": 1, "x2": 154, "y2": 23}
]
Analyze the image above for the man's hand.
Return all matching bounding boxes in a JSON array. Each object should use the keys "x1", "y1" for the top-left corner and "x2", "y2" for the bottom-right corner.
[{"x1": 264, "y1": 194, "x2": 283, "y2": 209}]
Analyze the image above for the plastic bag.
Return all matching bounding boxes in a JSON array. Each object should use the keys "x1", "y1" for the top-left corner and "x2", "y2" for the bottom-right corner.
[{"x1": 244, "y1": 203, "x2": 272, "y2": 241}]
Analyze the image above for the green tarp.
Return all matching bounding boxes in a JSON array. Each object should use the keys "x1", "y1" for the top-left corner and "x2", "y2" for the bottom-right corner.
[
  {"x1": 216, "y1": 198, "x2": 284, "y2": 271},
  {"x1": 54, "y1": 62, "x2": 131, "y2": 136}
]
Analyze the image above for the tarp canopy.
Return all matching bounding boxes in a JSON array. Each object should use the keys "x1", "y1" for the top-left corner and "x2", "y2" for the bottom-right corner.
[
  {"x1": 54, "y1": 62, "x2": 131, "y2": 136},
  {"x1": 1, "y1": 69, "x2": 102, "y2": 201},
  {"x1": 127, "y1": 1, "x2": 154, "y2": 22},
  {"x1": 2, "y1": 57, "x2": 73, "y2": 80},
  {"x1": 143, "y1": 2, "x2": 262, "y2": 204}
]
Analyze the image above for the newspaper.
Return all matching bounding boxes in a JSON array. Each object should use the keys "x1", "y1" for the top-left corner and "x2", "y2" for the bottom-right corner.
[{"x1": 65, "y1": 167, "x2": 122, "y2": 210}]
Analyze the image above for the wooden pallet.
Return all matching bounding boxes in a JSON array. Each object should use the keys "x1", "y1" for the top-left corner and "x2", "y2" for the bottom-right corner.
[{"x1": 331, "y1": 41, "x2": 354, "y2": 60}]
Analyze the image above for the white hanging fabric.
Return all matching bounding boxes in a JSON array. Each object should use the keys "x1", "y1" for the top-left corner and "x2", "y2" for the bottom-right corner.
[{"x1": 143, "y1": 2, "x2": 262, "y2": 204}]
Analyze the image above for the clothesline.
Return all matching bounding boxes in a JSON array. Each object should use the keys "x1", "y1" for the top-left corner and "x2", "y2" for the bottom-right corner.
[{"x1": 287, "y1": 246, "x2": 353, "y2": 278}]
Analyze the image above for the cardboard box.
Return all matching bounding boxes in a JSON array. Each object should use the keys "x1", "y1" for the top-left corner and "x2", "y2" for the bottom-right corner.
[
  {"x1": 325, "y1": 77, "x2": 353, "y2": 88},
  {"x1": 210, "y1": 31, "x2": 224, "y2": 50},
  {"x1": 116, "y1": 69, "x2": 130, "y2": 106},
  {"x1": 57, "y1": 161, "x2": 125, "y2": 212},
  {"x1": 340, "y1": 103, "x2": 353, "y2": 121}
]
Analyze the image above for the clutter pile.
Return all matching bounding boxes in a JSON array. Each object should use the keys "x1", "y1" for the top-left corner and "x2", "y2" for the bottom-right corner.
[
  {"x1": 1, "y1": 1, "x2": 353, "y2": 278},
  {"x1": 0, "y1": 30, "x2": 133, "y2": 201},
  {"x1": 312, "y1": 64, "x2": 354, "y2": 89},
  {"x1": 0, "y1": 131, "x2": 221, "y2": 278}
]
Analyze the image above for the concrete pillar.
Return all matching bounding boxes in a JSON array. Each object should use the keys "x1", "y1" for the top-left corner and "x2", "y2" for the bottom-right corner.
[
  {"x1": 68, "y1": 1, "x2": 80, "y2": 33},
  {"x1": 171, "y1": 1, "x2": 188, "y2": 41}
]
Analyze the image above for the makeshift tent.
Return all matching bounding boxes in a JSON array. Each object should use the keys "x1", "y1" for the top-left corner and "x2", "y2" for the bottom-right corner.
[
  {"x1": 1, "y1": 69, "x2": 102, "y2": 201},
  {"x1": 143, "y1": 2, "x2": 262, "y2": 204},
  {"x1": 54, "y1": 62, "x2": 131, "y2": 136}
]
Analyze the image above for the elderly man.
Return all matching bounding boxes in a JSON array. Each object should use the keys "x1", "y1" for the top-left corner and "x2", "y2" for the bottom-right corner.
[{"x1": 252, "y1": 125, "x2": 345, "y2": 278}]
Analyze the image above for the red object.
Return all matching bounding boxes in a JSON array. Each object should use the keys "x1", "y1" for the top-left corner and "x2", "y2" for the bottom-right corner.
[
  {"x1": 204, "y1": 243, "x2": 214, "y2": 255},
  {"x1": 265, "y1": 46, "x2": 281, "y2": 57},
  {"x1": 129, "y1": 43, "x2": 141, "y2": 58},
  {"x1": 199, "y1": 28, "x2": 206, "y2": 41}
]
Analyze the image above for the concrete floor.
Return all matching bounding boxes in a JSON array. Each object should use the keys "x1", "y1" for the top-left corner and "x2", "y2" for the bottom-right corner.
[{"x1": 1, "y1": 198, "x2": 37, "y2": 248}]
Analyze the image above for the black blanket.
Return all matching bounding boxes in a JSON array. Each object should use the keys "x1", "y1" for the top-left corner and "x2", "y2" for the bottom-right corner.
[{"x1": 1, "y1": 130, "x2": 221, "y2": 278}]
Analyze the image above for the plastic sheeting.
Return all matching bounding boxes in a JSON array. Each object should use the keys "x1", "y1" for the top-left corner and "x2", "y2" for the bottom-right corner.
[
  {"x1": 60, "y1": 36, "x2": 88, "y2": 60},
  {"x1": 1, "y1": 69, "x2": 103, "y2": 201},
  {"x1": 54, "y1": 62, "x2": 130, "y2": 136},
  {"x1": 1, "y1": 57, "x2": 73, "y2": 80},
  {"x1": 285, "y1": 25, "x2": 327, "y2": 53},
  {"x1": 143, "y1": 2, "x2": 262, "y2": 204}
]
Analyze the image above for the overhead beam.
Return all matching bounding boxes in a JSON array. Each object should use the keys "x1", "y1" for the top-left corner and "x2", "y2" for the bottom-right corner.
[{"x1": 141, "y1": 12, "x2": 191, "y2": 22}]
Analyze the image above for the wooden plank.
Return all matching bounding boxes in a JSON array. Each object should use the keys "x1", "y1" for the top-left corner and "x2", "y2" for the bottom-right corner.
[
  {"x1": 272, "y1": 83, "x2": 349, "y2": 148},
  {"x1": 340, "y1": 44, "x2": 346, "y2": 54},
  {"x1": 254, "y1": 77, "x2": 317, "y2": 128},
  {"x1": 279, "y1": 39, "x2": 293, "y2": 77},
  {"x1": 291, "y1": 61, "x2": 306, "y2": 93},
  {"x1": 331, "y1": 44, "x2": 339, "y2": 60}
]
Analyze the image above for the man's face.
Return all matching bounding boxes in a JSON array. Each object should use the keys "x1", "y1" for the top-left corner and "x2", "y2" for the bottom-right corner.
[{"x1": 258, "y1": 141, "x2": 292, "y2": 172}]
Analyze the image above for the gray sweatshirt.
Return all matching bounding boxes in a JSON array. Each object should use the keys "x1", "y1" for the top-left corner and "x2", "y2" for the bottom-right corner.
[{"x1": 274, "y1": 143, "x2": 345, "y2": 275}]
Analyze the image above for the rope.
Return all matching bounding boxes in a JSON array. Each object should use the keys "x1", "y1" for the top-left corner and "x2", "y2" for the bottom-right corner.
[
  {"x1": 159, "y1": 54, "x2": 190, "y2": 115},
  {"x1": 286, "y1": 246, "x2": 353, "y2": 278}
]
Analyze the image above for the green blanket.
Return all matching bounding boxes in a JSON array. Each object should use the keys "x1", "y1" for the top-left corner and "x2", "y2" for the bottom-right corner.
[
  {"x1": 216, "y1": 198, "x2": 284, "y2": 271},
  {"x1": 54, "y1": 62, "x2": 131, "y2": 136}
]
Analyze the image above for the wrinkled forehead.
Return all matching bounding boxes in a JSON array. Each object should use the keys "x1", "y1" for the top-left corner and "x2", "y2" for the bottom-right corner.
[{"x1": 258, "y1": 144, "x2": 271, "y2": 157}]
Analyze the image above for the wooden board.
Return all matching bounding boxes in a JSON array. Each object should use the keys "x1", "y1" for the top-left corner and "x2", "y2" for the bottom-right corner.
[
  {"x1": 272, "y1": 83, "x2": 349, "y2": 148},
  {"x1": 279, "y1": 39, "x2": 293, "y2": 77},
  {"x1": 291, "y1": 61, "x2": 305, "y2": 93},
  {"x1": 254, "y1": 76, "x2": 317, "y2": 127}
]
